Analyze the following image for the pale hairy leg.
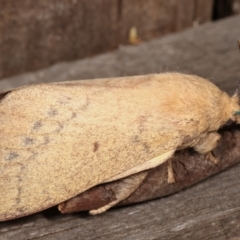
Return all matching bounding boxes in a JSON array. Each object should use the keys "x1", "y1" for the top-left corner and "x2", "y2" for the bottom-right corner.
[
  {"x1": 105, "y1": 150, "x2": 174, "y2": 182},
  {"x1": 167, "y1": 159, "x2": 175, "y2": 183}
]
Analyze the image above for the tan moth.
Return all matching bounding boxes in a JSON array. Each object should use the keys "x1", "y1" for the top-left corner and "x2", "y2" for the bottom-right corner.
[{"x1": 0, "y1": 73, "x2": 240, "y2": 221}]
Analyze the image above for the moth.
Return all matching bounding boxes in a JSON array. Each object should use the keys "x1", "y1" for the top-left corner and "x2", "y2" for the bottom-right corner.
[{"x1": 0, "y1": 73, "x2": 239, "y2": 221}]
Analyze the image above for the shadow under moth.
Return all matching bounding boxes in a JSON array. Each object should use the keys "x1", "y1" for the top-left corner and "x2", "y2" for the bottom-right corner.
[{"x1": 1, "y1": 73, "x2": 240, "y2": 221}]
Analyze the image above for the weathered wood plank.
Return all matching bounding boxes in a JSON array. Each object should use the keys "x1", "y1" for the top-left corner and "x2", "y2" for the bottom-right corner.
[
  {"x1": 0, "y1": 15, "x2": 239, "y2": 93},
  {"x1": 0, "y1": 0, "x2": 119, "y2": 79},
  {"x1": 119, "y1": 0, "x2": 195, "y2": 41},
  {"x1": 0, "y1": 0, "x2": 214, "y2": 79},
  {"x1": 195, "y1": 0, "x2": 214, "y2": 24},
  {"x1": 0, "y1": 15, "x2": 240, "y2": 240}
]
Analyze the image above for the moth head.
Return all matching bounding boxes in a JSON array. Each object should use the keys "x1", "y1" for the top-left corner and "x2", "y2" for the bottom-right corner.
[{"x1": 232, "y1": 81, "x2": 240, "y2": 124}]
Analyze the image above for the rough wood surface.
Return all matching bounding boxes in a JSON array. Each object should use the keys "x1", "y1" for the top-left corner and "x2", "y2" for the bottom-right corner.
[
  {"x1": 0, "y1": 15, "x2": 240, "y2": 239},
  {"x1": 195, "y1": 0, "x2": 214, "y2": 23},
  {"x1": 0, "y1": 0, "x2": 214, "y2": 79}
]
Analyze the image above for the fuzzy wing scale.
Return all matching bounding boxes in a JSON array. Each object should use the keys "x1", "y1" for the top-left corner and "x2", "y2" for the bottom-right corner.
[{"x1": 0, "y1": 75, "x2": 182, "y2": 221}]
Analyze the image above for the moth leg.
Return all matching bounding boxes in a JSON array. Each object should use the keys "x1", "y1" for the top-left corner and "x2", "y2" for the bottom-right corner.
[
  {"x1": 104, "y1": 150, "x2": 175, "y2": 182},
  {"x1": 205, "y1": 151, "x2": 219, "y2": 164},
  {"x1": 89, "y1": 171, "x2": 148, "y2": 215},
  {"x1": 167, "y1": 159, "x2": 175, "y2": 183},
  {"x1": 194, "y1": 132, "x2": 220, "y2": 164}
]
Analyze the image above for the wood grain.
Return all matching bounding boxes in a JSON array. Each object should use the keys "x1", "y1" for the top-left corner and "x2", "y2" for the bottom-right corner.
[{"x1": 0, "y1": 0, "x2": 214, "y2": 79}]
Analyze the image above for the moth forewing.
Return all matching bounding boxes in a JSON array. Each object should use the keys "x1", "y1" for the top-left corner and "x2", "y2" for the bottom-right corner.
[{"x1": 0, "y1": 74, "x2": 178, "y2": 220}]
